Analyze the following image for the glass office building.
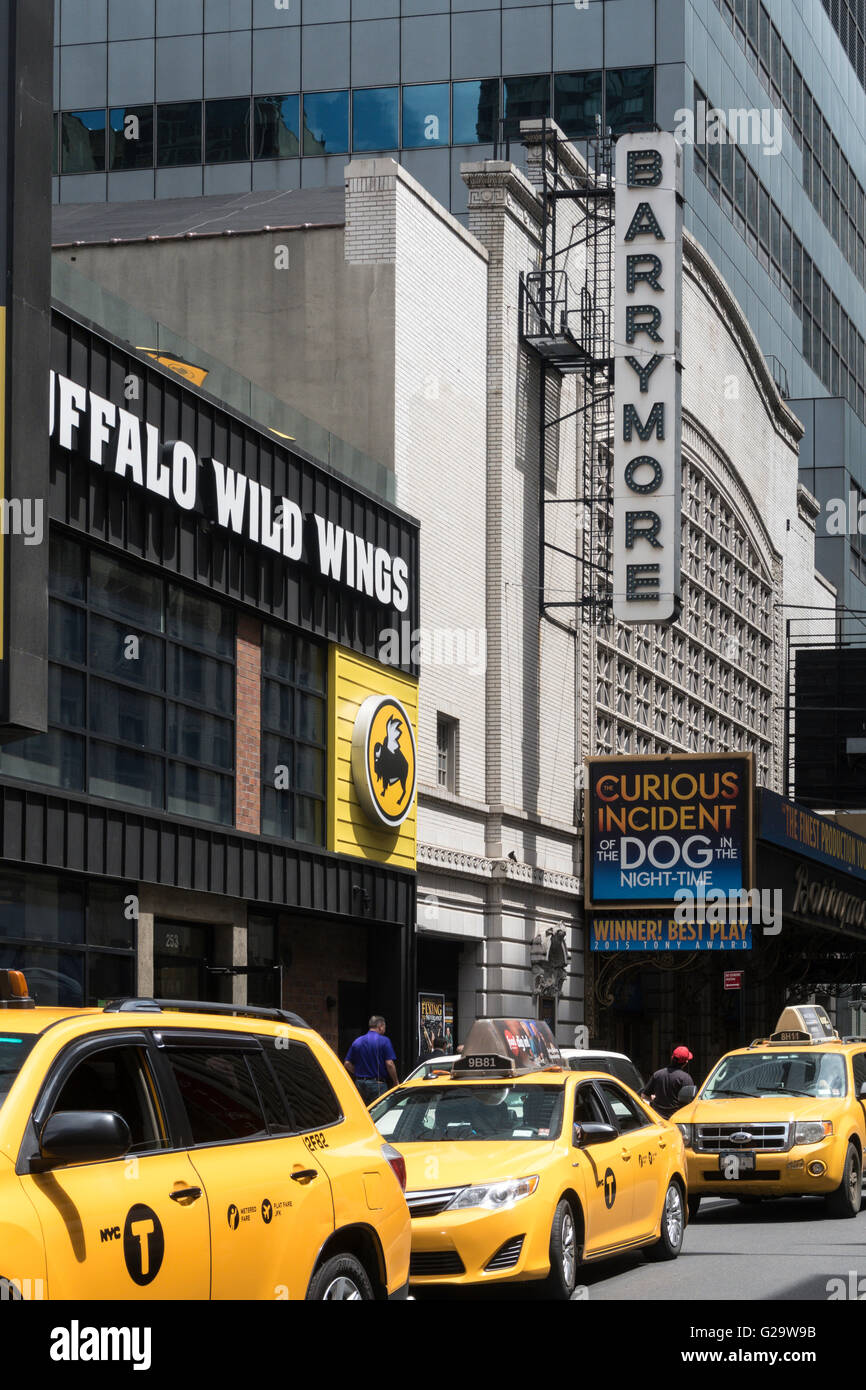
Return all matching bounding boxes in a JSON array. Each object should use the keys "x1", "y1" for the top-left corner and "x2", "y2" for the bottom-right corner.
[{"x1": 51, "y1": 0, "x2": 866, "y2": 607}]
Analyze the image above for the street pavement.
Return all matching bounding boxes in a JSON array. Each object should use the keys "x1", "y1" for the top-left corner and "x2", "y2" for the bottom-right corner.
[{"x1": 414, "y1": 1189, "x2": 866, "y2": 1301}]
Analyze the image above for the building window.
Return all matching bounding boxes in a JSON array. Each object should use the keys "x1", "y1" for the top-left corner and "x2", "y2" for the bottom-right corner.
[
  {"x1": 157, "y1": 101, "x2": 203, "y2": 167},
  {"x1": 205, "y1": 98, "x2": 251, "y2": 163},
  {"x1": 352, "y1": 87, "x2": 399, "y2": 153},
  {"x1": 554, "y1": 71, "x2": 603, "y2": 141},
  {"x1": 402, "y1": 83, "x2": 450, "y2": 148},
  {"x1": 254, "y1": 95, "x2": 300, "y2": 159},
  {"x1": 303, "y1": 90, "x2": 349, "y2": 156},
  {"x1": 260, "y1": 626, "x2": 326, "y2": 847},
  {"x1": 605, "y1": 67, "x2": 654, "y2": 135},
  {"x1": 502, "y1": 75, "x2": 550, "y2": 140},
  {"x1": 0, "y1": 535, "x2": 235, "y2": 825},
  {"x1": 61, "y1": 110, "x2": 106, "y2": 174},
  {"x1": 436, "y1": 715, "x2": 458, "y2": 794},
  {"x1": 0, "y1": 871, "x2": 135, "y2": 1008},
  {"x1": 109, "y1": 106, "x2": 154, "y2": 171},
  {"x1": 452, "y1": 79, "x2": 499, "y2": 146}
]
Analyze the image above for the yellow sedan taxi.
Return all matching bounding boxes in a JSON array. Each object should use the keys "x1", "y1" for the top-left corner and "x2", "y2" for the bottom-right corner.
[
  {"x1": 674, "y1": 1006, "x2": 866, "y2": 1220},
  {"x1": 0, "y1": 970, "x2": 410, "y2": 1300},
  {"x1": 370, "y1": 1018, "x2": 688, "y2": 1296}
]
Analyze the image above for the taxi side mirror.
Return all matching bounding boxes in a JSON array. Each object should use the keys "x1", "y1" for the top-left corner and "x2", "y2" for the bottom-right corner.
[
  {"x1": 40, "y1": 1111, "x2": 131, "y2": 1166},
  {"x1": 677, "y1": 1085, "x2": 697, "y2": 1103},
  {"x1": 573, "y1": 1121, "x2": 619, "y2": 1148}
]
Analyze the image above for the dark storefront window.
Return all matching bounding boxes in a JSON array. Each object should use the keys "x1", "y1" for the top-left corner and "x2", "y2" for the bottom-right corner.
[
  {"x1": 109, "y1": 106, "x2": 154, "y2": 170},
  {"x1": 254, "y1": 96, "x2": 300, "y2": 159},
  {"x1": 261, "y1": 625, "x2": 326, "y2": 846},
  {"x1": 605, "y1": 67, "x2": 655, "y2": 135},
  {"x1": 0, "y1": 536, "x2": 235, "y2": 826},
  {"x1": 0, "y1": 872, "x2": 135, "y2": 1007},
  {"x1": 247, "y1": 914, "x2": 280, "y2": 1008}
]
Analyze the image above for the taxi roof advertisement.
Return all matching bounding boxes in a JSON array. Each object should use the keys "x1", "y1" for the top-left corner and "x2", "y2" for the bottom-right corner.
[{"x1": 585, "y1": 753, "x2": 755, "y2": 910}]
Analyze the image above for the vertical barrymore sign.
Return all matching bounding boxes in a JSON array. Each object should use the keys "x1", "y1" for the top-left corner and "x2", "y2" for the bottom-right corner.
[{"x1": 613, "y1": 132, "x2": 683, "y2": 624}]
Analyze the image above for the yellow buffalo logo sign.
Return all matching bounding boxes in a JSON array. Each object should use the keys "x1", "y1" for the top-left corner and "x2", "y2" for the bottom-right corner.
[{"x1": 351, "y1": 695, "x2": 417, "y2": 829}]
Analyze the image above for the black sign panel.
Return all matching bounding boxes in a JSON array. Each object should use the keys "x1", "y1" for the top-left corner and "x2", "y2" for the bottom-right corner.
[{"x1": 794, "y1": 648, "x2": 866, "y2": 810}]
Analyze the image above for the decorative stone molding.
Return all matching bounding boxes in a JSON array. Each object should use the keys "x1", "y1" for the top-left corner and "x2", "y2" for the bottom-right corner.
[
  {"x1": 797, "y1": 482, "x2": 821, "y2": 527},
  {"x1": 417, "y1": 844, "x2": 582, "y2": 897}
]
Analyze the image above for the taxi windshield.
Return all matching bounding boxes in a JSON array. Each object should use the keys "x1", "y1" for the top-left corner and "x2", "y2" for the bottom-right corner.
[
  {"x1": 702, "y1": 1051, "x2": 847, "y2": 1100},
  {"x1": 371, "y1": 1084, "x2": 564, "y2": 1142},
  {"x1": 0, "y1": 1034, "x2": 36, "y2": 1108}
]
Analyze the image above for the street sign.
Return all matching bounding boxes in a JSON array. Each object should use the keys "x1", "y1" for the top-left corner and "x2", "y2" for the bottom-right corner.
[{"x1": 724, "y1": 971, "x2": 744, "y2": 990}]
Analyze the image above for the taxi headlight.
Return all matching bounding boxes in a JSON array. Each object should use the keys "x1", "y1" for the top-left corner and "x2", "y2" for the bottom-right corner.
[
  {"x1": 447, "y1": 1176, "x2": 540, "y2": 1212},
  {"x1": 793, "y1": 1121, "x2": 833, "y2": 1145},
  {"x1": 676, "y1": 1123, "x2": 693, "y2": 1147}
]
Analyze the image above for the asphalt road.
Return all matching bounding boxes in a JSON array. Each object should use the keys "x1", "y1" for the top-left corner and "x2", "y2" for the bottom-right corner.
[{"x1": 414, "y1": 1189, "x2": 866, "y2": 1301}]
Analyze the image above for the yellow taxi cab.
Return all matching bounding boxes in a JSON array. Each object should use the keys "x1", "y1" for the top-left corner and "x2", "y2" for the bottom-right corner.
[
  {"x1": 0, "y1": 970, "x2": 410, "y2": 1300},
  {"x1": 673, "y1": 1005, "x2": 866, "y2": 1220},
  {"x1": 370, "y1": 1018, "x2": 688, "y2": 1297}
]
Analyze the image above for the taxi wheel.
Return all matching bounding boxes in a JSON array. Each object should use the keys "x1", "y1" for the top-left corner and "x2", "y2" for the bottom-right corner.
[
  {"x1": 544, "y1": 1199, "x2": 579, "y2": 1300},
  {"x1": 306, "y1": 1254, "x2": 376, "y2": 1301},
  {"x1": 825, "y1": 1144, "x2": 862, "y2": 1219},
  {"x1": 645, "y1": 1181, "x2": 685, "y2": 1262}
]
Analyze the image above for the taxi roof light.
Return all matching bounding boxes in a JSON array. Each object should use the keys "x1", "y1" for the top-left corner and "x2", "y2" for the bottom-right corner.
[
  {"x1": 0, "y1": 970, "x2": 35, "y2": 1009},
  {"x1": 452, "y1": 1018, "x2": 564, "y2": 1078}
]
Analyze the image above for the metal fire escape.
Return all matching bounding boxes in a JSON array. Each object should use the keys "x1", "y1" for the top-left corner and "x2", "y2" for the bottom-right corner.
[{"x1": 518, "y1": 118, "x2": 616, "y2": 623}]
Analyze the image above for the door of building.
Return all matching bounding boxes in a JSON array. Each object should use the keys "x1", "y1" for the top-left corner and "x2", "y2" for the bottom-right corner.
[{"x1": 154, "y1": 921, "x2": 212, "y2": 1000}]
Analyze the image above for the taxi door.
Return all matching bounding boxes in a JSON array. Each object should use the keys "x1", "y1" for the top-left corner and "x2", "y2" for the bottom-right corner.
[
  {"x1": 595, "y1": 1079, "x2": 666, "y2": 1239},
  {"x1": 18, "y1": 1036, "x2": 209, "y2": 1299},
  {"x1": 570, "y1": 1080, "x2": 635, "y2": 1254},
  {"x1": 160, "y1": 1036, "x2": 335, "y2": 1300}
]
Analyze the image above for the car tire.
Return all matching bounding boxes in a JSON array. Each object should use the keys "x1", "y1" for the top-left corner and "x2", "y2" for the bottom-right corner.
[
  {"x1": 687, "y1": 1193, "x2": 701, "y2": 1221},
  {"x1": 544, "y1": 1198, "x2": 579, "y2": 1300},
  {"x1": 306, "y1": 1253, "x2": 376, "y2": 1301},
  {"x1": 825, "y1": 1143, "x2": 862, "y2": 1219},
  {"x1": 645, "y1": 1181, "x2": 686, "y2": 1262}
]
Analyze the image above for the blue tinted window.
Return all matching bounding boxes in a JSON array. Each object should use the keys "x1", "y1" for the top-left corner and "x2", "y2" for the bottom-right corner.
[
  {"x1": 352, "y1": 87, "x2": 398, "y2": 153},
  {"x1": 61, "y1": 111, "x2": 106, "y2": 174},
  {"x1": 254, "y1": 95, "x2": 300, "y2": 159},
  {"x1": 554, "y1": 72, "x2": 602, "y2": 142},
  {"x1": 605, "y1": 67, "x2": 654, "y2": 136},
  {"x1": 402, "y1": 83, "x2": 449, "y2": 149},
  {"x1": 452, "y1": 79, "x2": 498, "y2": 146},
  {"x1": 109, "y1": 106, "x2": 155, "y2": 170},
  {"x1": 303, "y1": 90, "x2": 349, "y2": 155}
]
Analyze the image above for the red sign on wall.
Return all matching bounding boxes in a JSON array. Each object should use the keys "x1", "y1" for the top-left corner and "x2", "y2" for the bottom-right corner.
[{"x1": 723, "y1": 971, "x2": 744, "y2": 991}]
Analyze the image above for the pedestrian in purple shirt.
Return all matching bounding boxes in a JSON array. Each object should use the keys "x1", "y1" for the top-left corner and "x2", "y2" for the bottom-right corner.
[{"x1": 344, "y1": 1015, "x2": 399, "y2": 1104}]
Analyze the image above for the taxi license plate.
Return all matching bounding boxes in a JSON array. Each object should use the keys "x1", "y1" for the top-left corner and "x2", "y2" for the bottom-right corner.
[{"x1": 719, "y1": 1150, "x2": 756, "y2": 1176}]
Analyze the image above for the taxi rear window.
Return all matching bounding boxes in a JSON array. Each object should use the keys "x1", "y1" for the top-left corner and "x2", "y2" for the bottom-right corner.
[
  {"x1": 0, "y1": 1034, "x2": 36, "y2": 1108},
  {"x1": 371, "y1": 1084, "x2": 564, "y2": 1142}
]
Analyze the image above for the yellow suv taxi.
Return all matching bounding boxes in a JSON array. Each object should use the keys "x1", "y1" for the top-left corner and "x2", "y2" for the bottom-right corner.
[
  {"x1": 0, "y1": 971, "x2": 410, "y2": 1300},
  {"x1": 674, "y1": 1007, "x2": 866, "y2": 1220},
  {"x1": 370, "y1": 1018, "x2": 688, "y2": 1297}
]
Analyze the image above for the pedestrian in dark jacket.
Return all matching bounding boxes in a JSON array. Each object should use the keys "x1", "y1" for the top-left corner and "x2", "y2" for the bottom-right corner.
[
  {"x1": 641, "y1": 1045, "x2": 694, "y2": 1118},
  {"x1": 344, "y1": 1015, "x2": 398, "y2": 1104}
]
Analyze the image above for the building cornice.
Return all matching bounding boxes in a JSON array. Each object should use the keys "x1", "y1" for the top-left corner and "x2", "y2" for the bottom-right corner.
[{"x1": 417, "y1": 843, "x2": 582, "y2": 897}]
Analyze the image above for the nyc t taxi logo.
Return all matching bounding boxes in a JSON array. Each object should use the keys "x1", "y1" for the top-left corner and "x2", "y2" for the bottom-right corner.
[{"x1": 352, "y1": 694, "x2": 417, "y2": 828}]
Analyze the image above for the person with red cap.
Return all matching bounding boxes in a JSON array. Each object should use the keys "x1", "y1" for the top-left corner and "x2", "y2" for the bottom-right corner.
[{"x1": 641, "y1": 1045, "x2": 694, "y2": 1119}]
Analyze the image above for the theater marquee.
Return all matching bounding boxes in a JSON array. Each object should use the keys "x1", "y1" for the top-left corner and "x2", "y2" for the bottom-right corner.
[{"x1": 613, "y1": 132, "x2": 683, "y2": 625}]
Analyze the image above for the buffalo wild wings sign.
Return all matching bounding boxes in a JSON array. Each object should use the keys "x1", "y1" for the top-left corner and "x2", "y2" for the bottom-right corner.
[{"x1": 613, "y1": 132, "x2": 683, "y2": 625}]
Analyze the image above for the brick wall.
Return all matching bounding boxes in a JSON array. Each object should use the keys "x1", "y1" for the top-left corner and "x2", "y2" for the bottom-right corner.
[
  {"x1": 235, "y1": 615, "x2": 262, "y2": 835},
  {"x1": 278, "y1": 917, "x2": 368, "y2": 1051}
]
